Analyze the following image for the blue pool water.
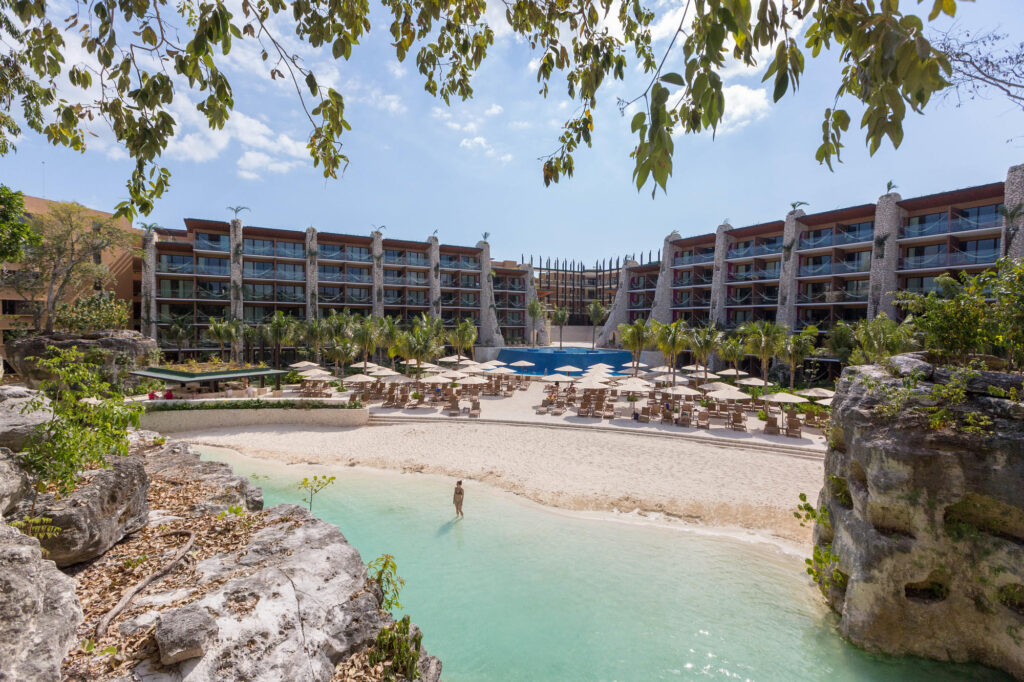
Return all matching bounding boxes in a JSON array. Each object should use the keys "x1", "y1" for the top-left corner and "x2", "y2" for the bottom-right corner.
[
  {"x1": 200, "y1": 447, "x2": 1010, "y2": 682},
  {"x1": 497, "y1": 347, "x2": 633, "y2": 375}
]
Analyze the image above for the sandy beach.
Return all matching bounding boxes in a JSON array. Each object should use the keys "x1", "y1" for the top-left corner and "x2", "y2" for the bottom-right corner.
[{"x1": 181, "y1": 420, "x2": 824, "y2": 543}]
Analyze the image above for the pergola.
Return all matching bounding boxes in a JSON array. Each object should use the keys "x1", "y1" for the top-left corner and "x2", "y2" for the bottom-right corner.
[{"x1": 130, "y1": 367, "x2": 290, "y2": 391}]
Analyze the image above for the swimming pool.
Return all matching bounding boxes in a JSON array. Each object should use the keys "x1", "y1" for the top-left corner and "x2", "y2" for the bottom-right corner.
[{"x1": 496, "y1": 347, "x2": 632, "y2": 375}]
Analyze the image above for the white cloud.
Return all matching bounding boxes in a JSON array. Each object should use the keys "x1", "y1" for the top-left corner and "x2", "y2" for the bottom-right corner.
[
  {"x1": 509, "y1": 121, "x2": 531, "y2": 130},
  {"x1": 386, "y1": 61, "x2": 408, "y2": 79},
  {"x1": 432, "y1": 107, "x2": 452, "y2": 120},
  {"x1": 718, "y1": 84, "x2": 771, "y2": 133},
  {"x1": 498, "y1": 153, "x2": 513, "y2": 164},
  {"x1": 528, "y1": 57, "x2": 542, "y2": 73},
  {"x1": 484, "y1": 104, "x2": 503, "y2": 116},
  {"x1": 459, "y1": 136, "x2": 513, "y2": 164},
  {"x1": 650, "y1": 4, "x2": 696, "y2": 42},
  {"x1": 236, "y1": 150, "x2": 302, "y2": 180}
]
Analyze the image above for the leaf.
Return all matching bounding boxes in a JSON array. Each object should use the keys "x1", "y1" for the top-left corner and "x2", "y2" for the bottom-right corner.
[
  {"x1": 630, "y1": 111, "x2": 645, "y2": 133},
  {"x1": 773, "y1": 67, "x2": 788, "y2": 102},
  {"x1": 659, "y1": 72, "x2": 685, "y2": 87},
  {"x1": 305, "y1": 72, "x2": 317, "y2": 95}
]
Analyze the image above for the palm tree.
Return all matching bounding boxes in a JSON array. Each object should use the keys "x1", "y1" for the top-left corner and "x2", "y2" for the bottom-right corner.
[
  {"x1": 526, "y1": 298, "x2": 546, "y2": 347},
  {"x1": 617, "y1": 319, "x2": 654, "y2": 375},
  {"x1": 740, "y1": 320, "x2": 787, "y2": 384},
  {"x1": 324, "y1": 336, "x2": 356, "y2": 379},
  {"x1": 652, "y1": 319, "x2": 687, "y2": 384},
  {"x1": 352, "y1": 316, "x2": 380, "y2": 367},
  {"x1": 204, "y1": 317, "x2": 232, "y2": 361},
  {"x1": 684, "y1": 324, "x2": 723, "y2": 381},
  {"x1": 377, "y1": 315, "x2": 401, "y2": 369},
  {"x1": 227, "y1": 206, "x2": 250, "y2": 218},
  {"x1": 551, "y1": 306, "x2": 569, "y2": 349},
  {"x1": 226, "y1": 318, "x2": 245, "y2": 364},
  {"x1": 1001, "y1": 203, "x2": 1023, "y2": 257},
  {"x1": 850, "y1": 313, "x2": 916, "y2": 364},
  {"x1": 166, "y1": 314, "x2": 193, "y2": 363},
  {"x1": 585, "y1": 299, "x2": 607, "y2": 349},
  {"x1": 403, "y1": 324, "x2": 445, "y2": 376},
  {"x1": 448, "y1": 318, "x2": 478, "y2": 366},
  {"x1": 243, "y1": 322, "x2": 264, "y2": 364},
  {"x1": 778, "y1": 326, "x2": 819, "y2": 390},
  {"x1": 820, "y1": 320, "x2": 855, "y2": 366},
  {"x1": 302, "y1": 317, "x2": 330, "y2": 365},
  {"x1": 718, "y1": 335, "x2": 746, "y2": 378},
  {"x1": 266, "y1": 310, "x2": 295, "y2": 368}
]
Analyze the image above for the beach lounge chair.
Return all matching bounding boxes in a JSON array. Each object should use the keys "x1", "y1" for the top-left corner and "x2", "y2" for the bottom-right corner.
[
  {"x1": 639, "y1": 407, "x2": 651, "y2": 423},
  {"x1": 730, "y1": 411, "x2": 747, "y2": 431},
  {"x1": 696, "y1": 410, "x2": 710, "y2": 429},
  {"x1": 448, "y1": 400, "x2": 461, "y2": 417},
  {"x1": 535, "y1": 403, "x2": 549, "y2": 415},
  {"x1": 786, "y1": 417, "x2": 802, "y2": 438},
  {"x1": 676, "y1": 412, "x2": 691, "y2": 428},
  {"x1": 470, "y1": 400, "x2": 481, "y2": 418},
  {"x1": 551, "y1": 401, "x2": 566, "y2": 416},
  {"x1": 764, "y1": 416, "x2": 780, "y2": 436}
]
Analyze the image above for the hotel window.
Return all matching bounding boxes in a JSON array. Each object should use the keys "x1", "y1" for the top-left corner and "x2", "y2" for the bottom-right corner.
[
  {"x1": 903, "y1": 276, "x2": 938, "y2": 295},
  {"x1": 243, "y1": 238, "x2": 274, "y2": 256},
  {"x1": 276, "y1": 242, "x2": 305, "y2": 259},
  {"x1": 276, "y1": 285, "x2": 305, "y2": 303},
  {"x1": 244, "y1": 283, "x2": 274, "y2": 301},
  {"x1": 318, "y1": 265, "x2": 343, "y2": 282},
  {"x1": 196, "y1": 280, "x2": 229, "y2": 299},
  {"x1": 384, "y1": 249, "x2": 403, "y2": 264},
  {"x1": 244, "y1": 306, "x2": 273, "y2": 323},
  {"x1": 954, "y1": 203, "x2": 1003, "y2": 231},
  {"x1": 407, "y1": 252, "x2": 428, "y2": 266},
  {"x1": 954, "y1": 237, "x2": 1000, "y2": 264},
  {"x1": 318, "y1": 244, "x2": 343, "y2": 260},
  {"x1": 244, "y1": 261, "x2": 275, "y2": 278},
  {"x1": 157, "y1": 254, "x2": 193, "y2": 273},
  {"x1": 347, "y1": 267, "x2": 371, "y2": 283},
  {"x1": 197, "y1": 304, "x2": 229, "y2": 322},
  {"x1": 841, "y1": 279, "x2": 869, "y2": 299},
  {"x1": 346, "y1": 246, "x2": 371, "y2": 262},
  {"x1": 157, "y1": 279, "x2": 193, "y2": 298},
  {"x1": 318, "y1": 285, "x2": 343, "y2": 303},
  {"x1": 195, "y1": 232, "x2": 229, "y2": 251},
  {"x1": 196, "y1": 257, "x2": 229, "y2": 276},
  {"x1": 276, "y1": 263, "x2": 304, "y2": 281},
  {"x1": 904, "y1": 212, "x2": 947, "y2": 238},
  {"x1": 383, "y1": 269, "x2": 403, "y2": 283},
  {"x1": 460, "y1": 275, "x2": 479, "y2": 288}
]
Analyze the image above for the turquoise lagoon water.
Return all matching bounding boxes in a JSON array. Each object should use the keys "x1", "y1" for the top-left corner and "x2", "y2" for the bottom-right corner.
[
  {"x1": 199, "y1": 447, "x2": 1009, "y2": 682},
  {"x1": 496, "y1": 347, "x2": 632, "y2": 376}
]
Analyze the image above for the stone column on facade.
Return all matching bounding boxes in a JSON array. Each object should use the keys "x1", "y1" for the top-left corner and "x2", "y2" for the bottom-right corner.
[
  {"x1": 477, "y1": 240, "x2": 503, "y2": 347},
  {"x1": 426, "y1": 236, "x2": 442, "y2": 320},
  {"x1": 1004, "y1": 163, "x2": 1024, "y2": 259},
  {"x1": 523, "y1": 264, "x2": 549, "y2": 346},
  {"x1": 869, "y1": 193, "x2": 904, "y2": 320},
  {"x1": 371, "y1": 230, "x2": 384, "y2": 318},
  {"x1": 229, "y1": 218, "x2": 244, "y2": 321},
  {"x1": 648, "y1": 231, "x2": 680, "y2": 324},
  {"x1": 708, "y1": 224, "x2": 731, "y2": 327},
  {"x1": 777, "y1": 210, "x2": 803, "y2": 329},
  {"x1": 596, "y1": 259, "x2": 637, "y2": 347},
  {"x1": 305, "y1": 227, "x2": 318, "y2": 320},
  {"x1": 140, "y1": 231, "x2": 158, "y2": 339}
]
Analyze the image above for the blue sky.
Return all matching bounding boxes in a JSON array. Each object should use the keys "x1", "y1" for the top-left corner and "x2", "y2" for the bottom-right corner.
[{"x1": 3, "y1": 0, "x2": 1023, "y2": 263}]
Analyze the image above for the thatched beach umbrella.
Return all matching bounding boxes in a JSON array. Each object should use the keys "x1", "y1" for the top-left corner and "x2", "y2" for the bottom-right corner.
[
  {"x1": 665, "y1": 385, "x2": 701, "y2": 397},
  {"x1": 705, "y1": 388, "x2": 751, "y2": 402},
  {"x1": 717, "y1": 368, "x2": 749, "y2": 378},
  {"x1": 509, "y1": 360, "x2": 535, "y2": 368},
  {"x1": 736, "y1": 377, "x2": 772, "y2": 388},
  {"x1": 541, "y1": 373, "x2": 576, "y2": 383},
  {"x1": 762, "y1": 392, "x2": 808, "y2": 405},
  {"x1": 289, "y1": 361, "x2": 320, "y2": 369},
  {"x1": 796, "y1": 387, "x2": 836, "y2": 399},
  {"x1": 345, "y1": 374, "x2": 377, "y2": 383},
  {"x1": 554, "y1": 364, "x2": 583, "y2": 374}
]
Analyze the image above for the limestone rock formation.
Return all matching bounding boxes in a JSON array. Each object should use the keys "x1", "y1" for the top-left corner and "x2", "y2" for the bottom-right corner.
[
  {"x1": 6, "y1": 330, "x2": 158, "y2": 388},
  {"x1": 154, "y1": 604, "x2": 219, "y2": 665},
  {"x1": 0, "y1": 448, "x2": 30, "y2": 519},
  {"x1": 815, "y1": 353, "x2": 1024, "y2": 678},
  {"x1": 142, "y1": 440, "x2": 264, "y2": 512},
  {"x1": 11, "y1": 456, "x2": 150, "y2": 567},
  {"x1": 0, "y1": 385, "x2": 49, "y2": 452},
  {"x1": 0, "y1": 524, "x2": 83, "y2": 682}
]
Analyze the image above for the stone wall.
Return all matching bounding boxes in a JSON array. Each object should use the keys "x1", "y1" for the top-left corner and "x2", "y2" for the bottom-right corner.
[
  {"x1": 1006, "y1": 164, "x2": 1024, "y2": 260},
  {"x1": 141, "y1": 232, "x2": 158, "y2": 339},
  {"x1": 371, "y1": 230, "x2": 384, "y2": 318},
  {"x1": 708, "y1": 224, "x2": 730, "y2": 326},
  {"x1": 477, "y1": 240, "x2": 503, "y2": 346},
  {"x1": 814, "y1": 354, "x2": 1024, "y2": 679},
  {"x1": 868, "y1": 193, "x2": 904, "y2": 320},
  {"x1": 7, "y1": 331, "x2": 158, "y2": 389},
  {"x1": 777, "y1": 211, "x2": 802, "y2": 329},
  {"x1": 648, "y1": 231, "x2": 680, "y2": 325},
  {"x1": 140, "y1": 405, "x2": 370, "y2": 432},
  {"x1": 305, "y1": 226, "x2": 318, "y2": 321},
  {"x1": 428, "y1": 236, "x2": 442, "y2": 320},
  {"x1": 597, "y1": 259, "x2": 637, "y2": 347}
]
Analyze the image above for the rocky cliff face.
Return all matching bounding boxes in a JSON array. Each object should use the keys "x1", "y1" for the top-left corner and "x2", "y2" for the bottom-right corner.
[
  {"x1": 816, "y1": 353, "x2": 1024, "y2": 679},
  {"x1": 6, "y1": 330, "x2": 157, "y2": 388}
]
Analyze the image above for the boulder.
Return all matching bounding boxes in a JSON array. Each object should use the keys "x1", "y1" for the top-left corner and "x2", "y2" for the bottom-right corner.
[
  {"x1": 141, "y1": 439, "x2": 263, "y2": 513},
  {"x1": 0, "y1": 385, "x2": 49, "y2": 452},
  {"x1": 155, "y1": 604, "x2": 219, "y2": 665},
  {"x1": 6, "y1": 330, "x2": 158, "y2": 389},
  {"x1": 0, "y1": 448, "x2": 30, "y2": 519},
  {"x1": 0, "y1": 523, "x2": 82, "y2": 682},
  {"x1": 11, "y1": 456, "x2": 149, "y2": 567},
  {"x1": 814, "y1": 354, "x2": 1024, "y2": 679}
]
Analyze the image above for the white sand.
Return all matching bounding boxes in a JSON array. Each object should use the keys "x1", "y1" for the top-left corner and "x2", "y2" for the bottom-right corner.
[{"x1": 182, "y1": 418, "x2": 824, "y2": 544}]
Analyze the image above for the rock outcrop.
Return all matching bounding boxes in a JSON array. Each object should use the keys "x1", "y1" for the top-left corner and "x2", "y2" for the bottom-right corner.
[
  {"x1": 815, "y1": 353, "x2": 1024, "y2": 678},
  {"x1": 0, "y1": 524, "x2": 83, "y2": 682},
  {"x1": 0, "y1": 385, "x2": 49, "y2": 452},
  {"x1": 6, "y1": 330, "x2": 158, "y2": 388},
  {"x1": 0, "y1": 448, "x2": 30, "y2": 519},
  {"x1": 11, "y1": 456, "x2": 150, "y2": 567}
]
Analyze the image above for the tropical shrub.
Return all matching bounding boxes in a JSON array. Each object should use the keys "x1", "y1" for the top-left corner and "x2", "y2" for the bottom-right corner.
[{"x1": 54, "y1": 291, "x2": 130, "y2": 332}]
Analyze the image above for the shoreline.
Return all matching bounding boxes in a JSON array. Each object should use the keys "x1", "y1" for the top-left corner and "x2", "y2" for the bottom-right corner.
[
  {"x1": 181, "y1": 420, "x2": 822, "y2": 550},
  {"x1": 195, "y1": 442, "x2": 811, "y2": 559}
]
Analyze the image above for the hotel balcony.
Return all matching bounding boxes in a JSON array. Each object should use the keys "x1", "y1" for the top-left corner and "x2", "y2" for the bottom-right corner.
[
  {"x1": 243, "y1": 243, "x2": 276, "y2": 257},
  {"x1": 157, "y1": 261, "x2": 194, "y2": 274},
  {"x1": 243, "y1": 266, "x2": 276, "y2": 280},
  {"x1": 797, "y1": 227, "x2": 874, "y2": 251},
  {"x1": 439, "y1": 257, "x2": 482, "y2": 271},
  {"x1": 194, "y1": 236, "x2": 230, "y2": 253},
  {"x1": 898, "y1": 249, "x2": 1000, "y2": 271},
  {"x1": 317, "y1": 246, "x2": 373, "y2": 263},
  {"x1": 196, "y1": 263, "x2": 230, "y2": 277},
  {"x1": 275, "y1": 244, "x2": 306, "y2": 259},
  {"x1": 797, "y1": 261, "x2": 871, "y2": 277},
  {"x1": 195, "y1": 287, "x2": 229, "y2": 301},
  {"x1": 672, "y1": 274, "x2": 713, "y2": 287},
  {"x1": 899, "y1": 216, "x2": 1003, "y2": 240},
  {"x1": 274, "y1": 269, "x2": 305, "y2": 282},
  {"x1": 317, "y1": 290, "x2": 344, "y2": 304},
  {"x1": 318, "y1": 270, "x2": 345, "y2": 283},
  {"x1": 383, "y1": 275, "x2": 407, "y2": 286},
  {"x1": 275, "y1": 291, "x2": 305, "y2": 303},
  {"x1": 673, "y1": 252, "x2": 715, "y2": 267}
]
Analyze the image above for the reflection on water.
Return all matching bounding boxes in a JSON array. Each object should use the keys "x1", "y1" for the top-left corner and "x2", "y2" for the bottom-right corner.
[{"x1": 199, "y1": 446, "x2": 1011, "y2": 682}]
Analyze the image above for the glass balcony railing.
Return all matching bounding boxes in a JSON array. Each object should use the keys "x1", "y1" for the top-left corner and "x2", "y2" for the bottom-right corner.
[
  {"x1": 383, "y1": 255, "x2": 406, "y2": 265},
  {"x1": 318, "y1": 271, "x2": 345, "y2": 282},
  {"x1": 194, "y1": 236, "x2": 230, "y2": 252},
  {"x1": 157, "y1": 288, "x2": 193, "y2": 299},
  {"x1": 755, "y1": 295, "x2": 779, "y2": 305},
  {"x1": 318, "y1": 292, "x2": 344, "y2": 304},
  {"x1": 244, "y1": 267, "x2": 275, "y2": 279},
  {"x1": 346, "y1": 295, "x2": 371, "y2": 304},
  {"x1": 344, "y1": 251, "x2": 373, "y2": 263},
  {"x1": 275, "y1": 244, "x2": 305, "y2": 259},
  {"x1": 383, "y1": 295, "x2": 404, "y2": 305},
  {"x1": 346, "y1": 273, "x2": 372, "y2": 284},
  {"x1": 834, "y1": 291, "x2": 869, "y2": 303},
  {"x1": 196, "y1": 264, "x2": 230, "y2": 276},
  {"x1": 407, "y1": 277, "x2": 429, "y2": 287},
  {"x1": 196, "y1": 287, "x2": 228, "y2": 300},
  {"x1": 317, "y1": 246, "x2": 344, "y2": 260},
  {"x1": 244, "y1": 243, "x2": 275, "y2": 257},
  {"x1": 459, "y1": 281, "x2": 481, "y2": 289},
  {"x1": 243, "y1": 310, "x2": 274, "y2": 324},
  {"x1": 797, "y1": 292, "x2": 828, "y2": 303},
  {"x1": 244, "y1": 290, "x2": 274, "y2": 302},
  {"x1": 275, "y1": 269, "x2": 305, "y2": 281},
  {"x1": 832, "y1": 260, "x2": 871, "y2": 274},
  {"x1": 899, "y1": 250, "x2": 1000, "y2": 269},
  {"x1": 276, "y1": 291, "x2": 305, "y2": 303},
  {"x1": 672, "y1": 252, "x2": 715, "y2": 266},
  {"x1": 727, "y1": 246, "x2": 753, "y2": 259},
  {"x1": 628, "y1": 301, "x2": 651, "y2": 310},
  {"x1": 753, "y1": 243, "x2": 783, "y2": 256},
  {"x1": 673, "y1": 298, "x2": 709, "y2": 307},
  {"x1": 157, "y1": 261, "x2": 194, "y2": 274},
  {"x1": 728, "y1": 271, "x2": 755, "y2": 282},
  {"x1": 383, "y1": 276, "x2": 406, "y2": 285},
  {"x1": 726, "y1": 296, "x2": 752, "y2": 306},
  {"x1": 898, "y1": 253, "x2": 948, "y2": 270},
  {"x1": 798, "y1": 263, "x2": 832, "y2": 277},
  {"x1": 949, "y1": 249, "x2": 999, "y2": 265},
  {"x1": 949, "y1": 217, "x2": 1003, "y2": 234},
  {"x1": 834, "y1": 228, "x2": 874, "y2": 245},
  {"x1": 407, "y1": 297, "x2": 429, "y2": 306},
  {"x1": 440, "y1": 296, "x2": 456, "y2": 306},
  {"x1": 459, "y1": 297, "x2": 480, "y2": 307},
  {"x1": 407, "y1": 254, "x2": 429, "y2": 267},
  {"x1": 798, "y1": 234, "x2": 833, "y2": 250},
  {"x1": 754, "y1": 269, "x2": 781, "y2": 280}
]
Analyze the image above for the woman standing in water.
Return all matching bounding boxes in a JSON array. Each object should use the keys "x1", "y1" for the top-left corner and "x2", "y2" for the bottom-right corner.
[{"x1": 453, "y1": 480, "x2": 465, "y2": 519}]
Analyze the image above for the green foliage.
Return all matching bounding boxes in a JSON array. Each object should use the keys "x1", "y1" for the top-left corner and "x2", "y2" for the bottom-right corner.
[
  {"x1": 80, "y1": 639, "x2": 118, "y2": 657},
  {"x1": 756, "y1": 409, "x2": 768, "y2": 422},
  {"x1": 793, "y1": 492, "x2": 830, "y2": 531},
  {"x1": 551, "y1": 306, "x2": 569, "y2": 348},
  {"x1": 297, "y1": 474, "x2": 336, "y2": 511},
  {"x1": 617, "y1": 319, "x2": 655, "y2": 374},
  {"x1": 122, "y1": 554, "x2": 148, "y2": 570},
  {"x1": 848, "y1": 313, "x2": 916, "y2": 365},
  {"x1": 526, "y1": 299, "x2": 546, "y2": 347},
  {"x1": 54, "y1": 291, "x2": 130, "y2": 333},
  {"x1": 283, "y1": 369, "x2": 304, "y2": 384},
  {"x1": 445, "y1": 319, "x2": 478, "y2": 363},
  {"x1": 739, "y1": 320, "x2": 786, "y2": 383},
  {"x1": 778, "y1": 326, "x2": 818, "y2": 390},
  {"x1": 20, "y1": 346, "x2": 142, "y2": 505},
  {"x1": 820, "y1": 320, "x2": 855, "y2": 365},
  {"x1": 805, "y1": 543, "x2": 846, "y2": 595},
  {"x1": 367, "y1": 615, "x2": 421, "y2": 681},
  {"x1": 9, "y1": 515, "x2": 62, "y2": 553},
  {"x1": 217, "y1": 505, "x2": 245, "y2": 519},
  {"x1": 0, "y1": 184, "x2": 38, "y2": 261},
  {"x1": 895, "y1": 271, "x2": 992, "y2": 365},
  {"x1": 828, "y1": 475, "x2": 852, "y2": 508},
  {"x1": 867, "y1": 365, "x2": 993, "y2": 435},
  {"x1": 585, "y1": 299, "x2": 607, "y2": 349},
  {"x1": 368, "y1": 553, "x2": 406, "y2": 611},
  {"x1": 146, "y1": 399, "x2": 363, "y2": 412},
  {"x1": 152, "y1": 436, "x2": 166, "y2": 446}
]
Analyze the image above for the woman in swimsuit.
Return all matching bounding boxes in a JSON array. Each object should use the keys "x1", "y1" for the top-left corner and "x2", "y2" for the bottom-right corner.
[{"x1": 453, "y1": 480, "x2": 465, "y2": 518}]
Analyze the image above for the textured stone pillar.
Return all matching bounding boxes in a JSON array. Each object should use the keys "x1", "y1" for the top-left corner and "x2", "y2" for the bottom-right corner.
[
  {"x1": 869, "y1": 193, "x2": 903, "y2": 320},
  {"x1": 1005, "y1": 163, "x2": 1024, "y2": 259},
  {"x1": 777, "y1": 210, "x2": 803, "y2": 329},
  {"x1": 305, "y1": 227, "x2": 318, "y2": 320},
  {"x1": 371, "y1": 230, "x2": 384, "y2": 318},
  {"x1": 648, "y1": 231, "x2": 680, "y2": 324},
  {"x1": 524, "y1": 264, "x2": 549, "y2": 346},
  {"x1": 477, "y1": 241, "x2": 503, "y2": 346},
  {"x1": 229, "y1": 218, "x2": 243, "y2": 321},
  {"x1": 141, "y1": 231, "x2": 157, "y2": 339},
  {"x1": 597, "y1": 259, "x2": 637, "y2": 346},
  {"x1": 427, "y1": 236, "x2": 441, "y2": 320},
  {"x1": 708, "y1": 224, "x2": 731, "y2": 327}
]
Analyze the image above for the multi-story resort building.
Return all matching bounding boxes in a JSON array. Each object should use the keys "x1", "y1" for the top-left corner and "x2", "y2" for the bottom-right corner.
[{"x1": 531, "y1": 259, "x2": 624, "y2": 324}]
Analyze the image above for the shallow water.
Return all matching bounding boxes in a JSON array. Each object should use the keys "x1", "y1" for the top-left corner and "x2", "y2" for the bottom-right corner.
[{"x1": 199, "y1": 446, "x2": 1010, "y2": 682}]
